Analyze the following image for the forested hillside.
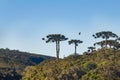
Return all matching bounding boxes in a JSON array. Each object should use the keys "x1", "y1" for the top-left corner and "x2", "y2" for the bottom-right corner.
[
  {"x1": 22, "y1": 48, "x2": 120, "y2": 80},
  {"x1": 0, "y1": 48, "x2": 54, "y2": 80},
  {"x1": 22, "y1": 31, "x2": 120, "y2": 80}
]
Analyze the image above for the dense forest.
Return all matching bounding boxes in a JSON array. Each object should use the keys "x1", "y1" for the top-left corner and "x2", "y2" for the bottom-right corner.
[{"x1": 0, "y1": 48, "x2": 54, "y2": 80}]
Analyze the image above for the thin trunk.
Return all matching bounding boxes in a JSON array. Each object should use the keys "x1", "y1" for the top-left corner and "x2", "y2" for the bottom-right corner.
[
  {"x1": 56, "y1": 41, "x2": 59, "y2": 61},
  {"x1": 91, "y1": 49, "x2": 93, "y2": 52},
  {"x1": 105, "y1": 37, "x2": 107, "y2": 48},
  {"x1": 101, "y1": 45, "x2": 103, "y2": 49},
  {"x1": 110, "y1": 45, "x2": 111, "y2": 48},
  {"x1": 75, "y1": 44, "x2": 77, "y2": 55},
  {"x1": 57, "y1": 41, "x2": 60, "y2": 60},
  {"x1": 56, "y1": 41, "x2": 57, "y2": 60},
  {"x1": 104, "y1": 37, "x2": 107, "y2": 54}
]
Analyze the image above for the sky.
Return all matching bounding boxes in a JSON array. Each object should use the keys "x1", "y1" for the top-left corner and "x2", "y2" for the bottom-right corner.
[{"x1": 0, "y1": 0, "x2": 120, "y2": 58}]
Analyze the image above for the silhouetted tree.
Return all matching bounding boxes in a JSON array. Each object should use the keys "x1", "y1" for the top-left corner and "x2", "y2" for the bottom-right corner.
[
  {"x1": 94, "y1": 41, "x2": 104, "y2": 48},
  {"x1": 68, "y1": 39, "x2": 83, "y2": 55},
  {"x1": 42, "y1": 34, "x2": 68, "y2": 61},
  {"x1": 107, "y1": 40, "x2": 119, "y2": 48},
  {"x1": 93, "y1": 31, "x2": 118, "y2": 48},
  {"x1": 93, "y1": 31, "x2": 119, "y2": 67},
  {"x1": 88, "y1": 46, "x2": 96, "y2": 53},
  {"x1": 94, "y1": 40, "x2": 119, "y2": 49},
  {"x1": 113, "y1": 37, "x2": 120, "y2": 50}
]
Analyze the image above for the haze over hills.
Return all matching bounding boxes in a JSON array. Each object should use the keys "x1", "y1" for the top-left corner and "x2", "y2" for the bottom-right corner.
[{"x1": 0, "y1": 48, "x2": 54, "y2": 80}]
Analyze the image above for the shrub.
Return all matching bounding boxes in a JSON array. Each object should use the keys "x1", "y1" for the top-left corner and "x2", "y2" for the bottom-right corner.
[{"x1": 84, "y1": 62, "x2": 97, "y2": 71}]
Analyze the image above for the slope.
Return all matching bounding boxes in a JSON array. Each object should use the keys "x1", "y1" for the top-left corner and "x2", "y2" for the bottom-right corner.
[
  {"x1": 22, "y1": 48, "x2": 120, "y2": 80},
  {"x1": 0, "y1": 48, "x2": 54, "y2": 80}
]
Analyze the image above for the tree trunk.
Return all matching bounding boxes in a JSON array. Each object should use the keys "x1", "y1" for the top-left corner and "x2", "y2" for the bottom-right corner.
[
  {"x1": 75, "y1": 44, "x2": 77, "y2": 55},
  {"x1": 56, "y1": 41, "x2": 60, "y2": 61},
  {"x1": 56, "y1": 41, "x2": 58, "y2": 61},
  {"x1": 110, "y1": 45, "x2": 111, "y2": 48},
  {"x1": 91, "y1": 49, "x2": 93, "y2": 52},
  {"x1": 104, "y1": 37, "x2": 107, "y2": 54},
  {"x1": 105, "y1": 37, "x2": 107, "y2": 48},
  {"x1": 58, "y1": 41, "x2": 60, "y2": 60}
]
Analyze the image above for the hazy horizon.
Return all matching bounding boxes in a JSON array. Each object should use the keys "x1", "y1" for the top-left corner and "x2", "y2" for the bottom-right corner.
[{"x1": 0, "y1": 0, "x2": 120, "y2": 58}]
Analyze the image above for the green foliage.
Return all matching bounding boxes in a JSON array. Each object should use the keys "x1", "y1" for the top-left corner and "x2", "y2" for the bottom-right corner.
[
  {"x1": 82, "y1": 71, "x2": 104, "y2": 80},
  {"x1": 22, "y1": 49, "x2": 120, "y2": 80},
  {"x1": 2, "y1": 31, "x2": 120, "y2": 80},
  {"x1": 0, "y1": 48, "x2": 53, "y2": 80},
  {"x1": 83, "y1": 61, "x2": 97, "y2": 71}
]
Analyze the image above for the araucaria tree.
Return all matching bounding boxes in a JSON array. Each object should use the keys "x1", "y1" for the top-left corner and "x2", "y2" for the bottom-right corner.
[
  {"x1": 42, "y1": 34, "x2": 68, "y2": 61},
  {"x1": 88, "y1": 46, "x2": 96, "y2": 53},
  {"x1": 94, "y1": 41, "x2": 104, "y2": 48},
  {"x1": 68, "y1": 39, "x2": 83, "y2": 55},
  {"x1": 113, "y1": 37, "x2": 120, "y2": 50},
  {"x1": 93, "y1": 31, "x2": 118, "y2": 48}
]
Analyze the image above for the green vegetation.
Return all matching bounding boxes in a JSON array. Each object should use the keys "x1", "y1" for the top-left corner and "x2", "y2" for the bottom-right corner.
[
  {"x1": 1, "y1": 31, "x2": 120, "y2": 80},
  {"x1": 22, "y1": 31, "x2": 120, "y2": 80},
  {"x1": 22, "y1": 48, "x2": 120, "y2": 80},
  {"x1": 0, "y1": 48, "x2": 54, "y2": 80}
]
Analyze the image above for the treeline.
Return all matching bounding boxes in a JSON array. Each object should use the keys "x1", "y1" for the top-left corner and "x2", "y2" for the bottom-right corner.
[{"x1": 42, "y1": 31, "x2": 120, "y2": 61}]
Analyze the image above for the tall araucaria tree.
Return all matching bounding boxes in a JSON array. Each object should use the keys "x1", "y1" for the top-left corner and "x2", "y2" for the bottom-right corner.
[
  {"x1": 93, "y1": 31, "x2": 118, "y2": 48},
  {"x1": 68, "y1": 39, "x2": 83, "y2": 55},
  {"x1": 42, "y1": 34, "x2": 68, "y2": 61}
]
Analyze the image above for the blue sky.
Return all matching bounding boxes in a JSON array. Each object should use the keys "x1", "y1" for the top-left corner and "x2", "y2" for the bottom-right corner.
[{"x1": 0, "y1": 0, "x2": 120, "y2": 58}]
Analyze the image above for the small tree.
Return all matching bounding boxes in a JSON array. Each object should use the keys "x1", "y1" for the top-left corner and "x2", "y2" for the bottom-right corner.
[
  {"x1": 94, "y1": 41, "x2": 104, "y2": 48},
  {"x1": 42, "y1": 34, "x2": 68, "y2": 61},
  {"x1": 88, "y1": 47, "x2": 96, "y2": 53},
  {"x1": 94, "y1": 40, "x2": 119, "y2": 48},
  {"x1": 68, "y1": 39, "x2": 83, "y2": 55}
]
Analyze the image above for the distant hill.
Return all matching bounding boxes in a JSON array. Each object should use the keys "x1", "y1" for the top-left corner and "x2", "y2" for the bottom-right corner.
[
  {"x1": 22, "y1": 48, "x2": 120, "y2": 80},
  {"x1": 0, "y1": 48, "x2": 54, "y2": 80}
]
